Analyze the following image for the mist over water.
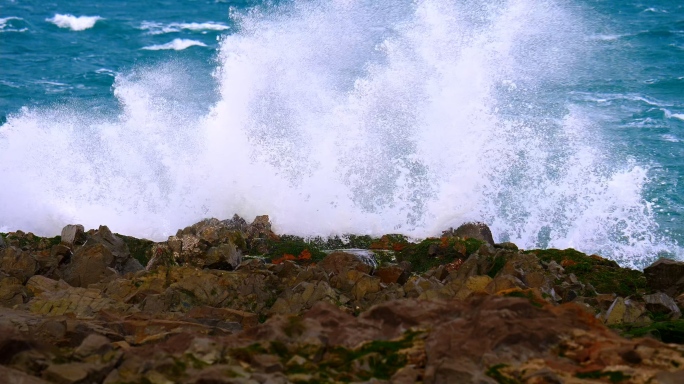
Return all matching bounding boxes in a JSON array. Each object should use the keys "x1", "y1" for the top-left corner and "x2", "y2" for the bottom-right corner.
[{"x1": 0, "y1": 0, "x2": 679, "y2": 268}]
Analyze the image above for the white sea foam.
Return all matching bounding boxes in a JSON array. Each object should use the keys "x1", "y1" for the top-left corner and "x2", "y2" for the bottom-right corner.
[
  {"x1": 589, "y1": 34, "x2": 625, "y2": 41},
  {"x1": 140, "y1": 21, "x2": 229, "y2": 35},
  {"x1": 0, "y1": 16, "x2": 27, "y2": 32},
  {"x1": 142, "y1": 39, "x2": 208, "y2": 50},
  {"x1": 1, "y1": 0, "x2": 677, "y2": 268},
  {"x1": 672, "y1": 114, "x2": 684, "y2": 121},
  {"x1": 47, "y1": 14, "x2": 102, "y2": 31}
]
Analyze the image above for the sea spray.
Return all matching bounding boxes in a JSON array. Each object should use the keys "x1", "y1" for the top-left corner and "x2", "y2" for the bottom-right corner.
[{"x1": 0, "y1": 0, "x2": 677, "y2": 268}]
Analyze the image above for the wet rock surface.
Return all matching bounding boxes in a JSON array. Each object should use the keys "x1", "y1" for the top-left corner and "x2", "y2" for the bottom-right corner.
[{"x1": 0, "y1": 219, "x2": 683, "y2": 383}]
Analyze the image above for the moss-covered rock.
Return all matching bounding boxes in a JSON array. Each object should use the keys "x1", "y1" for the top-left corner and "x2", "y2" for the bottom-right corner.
[
  {"x1": 525, "y1": 248, "x2": 647, "y2": 297},
  {"x1": 117, "y1": 234, "x2": 154, "y2": 267},
  {"x1": 611, "y1": 319, "x2": 684, "y2": 344},
  {"x1": 396, "y1": 237, "x2": 484, "y2": 273},
  {"x1": 263, "y1": 235, "x2": 327, "y2": 264}
]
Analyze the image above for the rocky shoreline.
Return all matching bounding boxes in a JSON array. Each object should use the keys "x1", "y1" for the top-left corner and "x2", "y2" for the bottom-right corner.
[{"x1": 1, "y1": 215, "x2": 684, "y2": 383}]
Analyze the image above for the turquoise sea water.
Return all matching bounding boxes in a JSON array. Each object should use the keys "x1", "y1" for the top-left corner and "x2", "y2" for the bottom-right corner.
[{"x1": 1, "y1": 0, "x2": 683, "y2": 268}]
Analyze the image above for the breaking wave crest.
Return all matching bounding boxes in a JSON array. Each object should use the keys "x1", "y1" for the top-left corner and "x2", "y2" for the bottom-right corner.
[
  {"x1": 1, "y1": 0, "x2": 677, "y2": 268},
  {"x1": 142, "y1": 39, "x2": 208, "y2": 50},
  {"x1": 47, "y1": 14, "x2": 102, "y2": 31}
]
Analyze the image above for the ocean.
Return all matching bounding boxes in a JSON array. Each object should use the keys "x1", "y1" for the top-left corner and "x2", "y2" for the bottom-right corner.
[{"x1": 1, "y1": 0, "x2": 683, "y2": 268}]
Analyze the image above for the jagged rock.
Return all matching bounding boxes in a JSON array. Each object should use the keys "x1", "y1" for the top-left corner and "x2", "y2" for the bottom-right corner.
[
  {"x1": 351, "y1": 275, "x2": 381, "y2": 301},
  {"x1": 29, "y1": 285, "x2": 126, "y2": 318},
  {"x1": 37, "y1": 244, "x2": 71, "y2": 277},
  {"x1": 644, "y1": 258, "x2": 684, "y2": 296},
  {"x1": 454, "y1": 275, "x2": 492, "y2": 300},
  {"x1": 375, "y1": 264, "x2": 410, "y2": 285},
  {"x1": 404, "y1": 276, "x2": 443, "y2": 299},
  {"x1": 245, "y1": 215, "x2": 275, "y2": 240},
  {"x1": 168, "y1": 218, "x2": 245, "y2": 269},
  {"x1": 89, "y1": 226, "x2": 144, "y2": 275},
  {"x1": 603, "y1": 297, "x2": 650, "y2": 325},
  {"x1": 545, "y1": 260, "x2": 565, "y2": 278},
  {"x1": 204, "y1": 243, "x2": 242, "y2": 270},
  {"x1": 442, "y1": 222, "x2": 495, "y2": 246},
  {"x1": 61, "y1": 244, "x2": 117, "y2": 287},
  {"x1": 221, "y1": 214, "x2": 250, "y2": 232},
  {"x1": 25, "y1": 275, "x2": 70, "y2": 296},
  {"x1": 495, "y1": 242, "x2": 518, "y2": 251},
  {"x1": 319, "y1": 251, "x2": 376, "y2": 276},
  {"x1": 644, "y1": 292, "x2": 682, "y2": 319},
  {"x1": 42, "y1": 362, "x2": 112, "y2": 384},
  {"x1": 60, "y1": 224, "x2": 86, "y2": 247},
  {"x1": 500, "y1": 253, "x2": 553, "y2": 291},
  {"x1": 595, "y1": 293, "x2": 617, "y2": 311},
  {"x1": 270, "y1": 280, "x2": 338, "y2": 315},
  {"x1": 74, "y1": 334, "x2": 112, "y2": 359},
  {"x1": 1, "y1": 247, "x2": 38, "y2": 283},
  {"x1": 0, "y1": 275, "x2": 27, "y2": 307},
  {"x1": 486, "y1": 274, "x2": 526, "y2": 294},
  {"x1": 146, "y1": 243, "x2": 175, "y2": 270}
]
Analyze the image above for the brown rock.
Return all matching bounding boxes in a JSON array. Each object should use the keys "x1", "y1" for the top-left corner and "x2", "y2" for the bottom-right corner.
[
  {"x1": 184, "y1": 306, "x2": 258, "y2": 330},
  {"x1": 74, "y1": 334, "x2": 111, "y2": 359},
  {"x1": 644, "y1": 292, "x2": 681, "y2": 319},
  {"x1": 603, "y1": 297, "x2": 649, "y2": 325},
  {"x1": 0, "y1": 364, "x2": 51, "y2": 384},
  {"x1": 319, "y1": 251, "x2": 374, "y2": 276},
  {"x1": 61, "y1": 243, "x2": 117, "y2": 287},
  {"x1": 203, "y1": 243, "x2": 242, "y2": 270},
  {"x1": 29, "y1": 285, "x2": 126, "y2": 318},
  {"x1": 375, "y1": 265, "x2": 409, "y2": 285},
  {"x1": 60, "y1": 224, "x2": 86, "y2": 247},
  {"x1": 0, "y1": 275, "x2": 27, "y2": 307},
  {"x1": 26, "y1": 275, "x2": 70, "y2": 296},
  {"x1": 169, "y1": 219, "x2": 246, "y2": 269},
  {"x1": 42, "y1": 362, "x2": 112, "y2": 384},
  {"x1": 1, "y1": 247, "x2": 38, "y2": 283},
  {"x1": 251, "y1": 354, "x2": 283, "y2": 373},
  {"x1": 442, "y1": 222, "x2": 495, "y2": 245},
  {"x1": 644, "y1": 258, "x2": 684, "y2": 296}
]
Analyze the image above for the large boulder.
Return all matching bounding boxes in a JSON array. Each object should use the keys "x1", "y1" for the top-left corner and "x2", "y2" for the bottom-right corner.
[
  {"x1": 644, "y1": 292, "x2": 682, "y2": 319},
  {"x1": 89, "y1": 226, "x2": 143, "y2": 274},
  {"x1": 167, "y1": 218, "x2": 245, "y2": 269},
  {"x1": 442, "y1": 222, "x2": 495, "y2": 246},
  {"x1": 644, "y1": 258, "x2": 684, "y2": 296},
  {"x1": 602, "y1": 297, "x2": 650, "y2": 325},
  {"x1": 375, "y1": 264, "x2": 410, "y2": 285},
  {"x1": 0, "y1": 275, "x2": 27, "y2": 307},
  {"x1": 319, "y1": 251, "x2": 377, "y2": 276},
  {"x1": 0, "y1": 247, "x2": 38, "y2": 284},
  {"x1": 61, "y1": 244, "x2": 117, "y2": 287},
  {"x1": 60, "y1": 224, "x2": 86, "y2": 247}
]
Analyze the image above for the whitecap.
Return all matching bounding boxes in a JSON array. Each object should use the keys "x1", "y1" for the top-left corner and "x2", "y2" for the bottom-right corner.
[
  {"x1": 142, "y1": 39, "x2": 208, "y2": 51},
  {"x1": 139, "y1": 21, "x2": 229, "y2": 35},
  {"x1": 661, "y1": 134, "x2": 680, "y2": 142},
  {"x1": 672, "y1": 114, "x2": 684, "y2": 122},
  {"x1": 47, "y1": 14, "x2": 102, "y2": 31},
  {"x1": 0, "y1": 16, "x2": 27, "y2": 32},
  {"x1": 95, "y1": 68, "x2": 117, "y2": 77},
  {"x1": 589, "y1": 34, "x2": 625, "y2": 41}
]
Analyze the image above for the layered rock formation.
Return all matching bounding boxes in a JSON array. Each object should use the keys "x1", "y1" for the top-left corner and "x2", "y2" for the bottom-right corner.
[{"x1": 1, "y1": 216, "x2": 683, "y2": 383}]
